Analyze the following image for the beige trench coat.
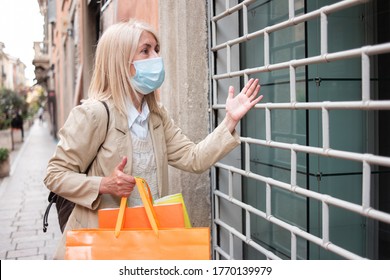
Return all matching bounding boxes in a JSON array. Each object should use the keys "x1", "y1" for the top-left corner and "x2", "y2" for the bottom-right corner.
[{"x1": 44, "y1": 99, "x2": 240, "y2": 259}]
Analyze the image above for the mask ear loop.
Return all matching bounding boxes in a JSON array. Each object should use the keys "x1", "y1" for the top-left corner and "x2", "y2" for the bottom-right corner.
[{"x1": 128, "y1": 63, "x2": 145, "y2": 109}]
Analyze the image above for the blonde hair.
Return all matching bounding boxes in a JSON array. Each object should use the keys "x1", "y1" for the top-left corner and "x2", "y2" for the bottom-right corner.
[{"x1": 88, "y1": 19, "x2": 161, "y2": 116}]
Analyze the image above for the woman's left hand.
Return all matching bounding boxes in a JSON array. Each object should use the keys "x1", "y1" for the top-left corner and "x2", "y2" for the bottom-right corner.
[{"x1": 224, "y1": 78, "x2": 263, "y2": 133}]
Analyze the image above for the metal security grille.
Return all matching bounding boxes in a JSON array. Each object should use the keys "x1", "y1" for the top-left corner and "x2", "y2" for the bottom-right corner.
[{"x1": 209, "y1": 0, "x2": 390, "y2": 260}]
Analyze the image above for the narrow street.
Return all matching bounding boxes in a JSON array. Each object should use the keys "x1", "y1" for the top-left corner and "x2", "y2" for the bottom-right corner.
[{"x1": 0, "y1": 115, "x2": 61, "y2": 260}]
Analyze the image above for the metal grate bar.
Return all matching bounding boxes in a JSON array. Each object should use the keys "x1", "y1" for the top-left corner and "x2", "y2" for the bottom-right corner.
[
  {"x1": 240, "y1": 137, "x2": 390, "y2": 168},
  {"x1": 211, "y1": 0, "x2": 370, "y2": 52},
  {"x1": 212, "y1": 43, "x2": 390, "y2": 80},
  {"x1": 213, "y1": 100, "x2": 390, "y2": 110},
  {"x1": 215, "y1": 162, "x2": 390, "y2": 224}
]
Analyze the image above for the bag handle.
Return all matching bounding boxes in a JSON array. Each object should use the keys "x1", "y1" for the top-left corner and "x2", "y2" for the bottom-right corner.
[
  {"x1": 114, "y1": 177, "x2": 159, "y2": 237},
  {"x1": 135, "y1": 178, "x2": 159, "y2": 233}
]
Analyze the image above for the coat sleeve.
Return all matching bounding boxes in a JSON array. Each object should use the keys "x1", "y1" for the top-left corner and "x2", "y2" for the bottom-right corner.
[
  {"x1": 160, "y1": 106, "x2": 241, "y2": 173},
  {"x1": 43, "y1": 101, "x2": 108, "y2": 210}
]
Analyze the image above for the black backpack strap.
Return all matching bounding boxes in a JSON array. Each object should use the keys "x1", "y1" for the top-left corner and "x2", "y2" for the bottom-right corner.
[
  {"x1": 82, "y1": 100, "x2": 110, "y2": 172},
  {"x1": 100, "y1": 100, "x2": 110, "y2": 134},
  {"x1": 43, "y1": 193, "x2": 57, "y2": 232}
]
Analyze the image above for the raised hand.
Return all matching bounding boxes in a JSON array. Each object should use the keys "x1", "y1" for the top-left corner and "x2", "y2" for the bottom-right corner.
[{"x1": 224, "y1": 78, "x2": 263, "y2": 133}]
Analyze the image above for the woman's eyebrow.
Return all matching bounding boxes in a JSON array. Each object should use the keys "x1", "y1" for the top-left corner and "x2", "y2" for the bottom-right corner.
[
  {"x1": 139, "y1": 43, "x2": 153, "y2": 49},
  {"x1": 143, "y1": 43, "x2": 152, "y2": 48},
  {"x1": 139, "y1": 41, "x2": 160, "y2": 49}
]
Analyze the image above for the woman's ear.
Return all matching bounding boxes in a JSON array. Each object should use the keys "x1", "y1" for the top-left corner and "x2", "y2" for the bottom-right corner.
[{"x1": 130, "y1": 62, "x2": 136, "y2": 76}]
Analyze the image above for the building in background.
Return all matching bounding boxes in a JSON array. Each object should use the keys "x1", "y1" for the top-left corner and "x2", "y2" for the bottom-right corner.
[
  {"x1": 0, "y1": 42, "x2": 27, "y2": 92},
  {"x1": 33, "y1": 0, "x2": 390, "y2": 260}
]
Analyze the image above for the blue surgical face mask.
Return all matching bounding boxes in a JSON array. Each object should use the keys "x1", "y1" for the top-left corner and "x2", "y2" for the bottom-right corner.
[{"x1": 130, "y1": 57, "x2": 165, "y2": 95}]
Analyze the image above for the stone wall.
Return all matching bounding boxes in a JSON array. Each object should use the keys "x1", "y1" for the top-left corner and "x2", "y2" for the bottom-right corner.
[{"x1": 159, "y1": 0, "x2": 211, "y2": 227}]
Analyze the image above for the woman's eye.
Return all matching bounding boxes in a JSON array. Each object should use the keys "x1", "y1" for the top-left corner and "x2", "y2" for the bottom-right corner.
[{"x1": 141, "y1": 48, "x2": 148, "y2": 54}]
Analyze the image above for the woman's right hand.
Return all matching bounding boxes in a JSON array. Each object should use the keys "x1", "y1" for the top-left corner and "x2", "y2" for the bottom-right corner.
[{"x1": 99, "y1": 156, "x2": 136, "y2": 197}]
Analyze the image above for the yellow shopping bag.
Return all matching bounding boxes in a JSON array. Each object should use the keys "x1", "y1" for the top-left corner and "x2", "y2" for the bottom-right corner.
[{"x1": 154, "y1": 193, "x2": 192, "y2": 228}]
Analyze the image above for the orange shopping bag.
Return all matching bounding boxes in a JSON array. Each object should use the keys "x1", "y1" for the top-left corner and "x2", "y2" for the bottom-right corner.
[
  {"x1": 65, "y1": 178, "x2": 211, "y2": 260},
  {"x1": 98, "y1": 179, "x2": 186, "y2": 229}
]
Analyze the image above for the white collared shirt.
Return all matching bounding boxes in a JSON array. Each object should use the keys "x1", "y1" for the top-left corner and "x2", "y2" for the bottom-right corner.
[{"x1": 126, "y1": 99, "x2": 150, "y2": 139}]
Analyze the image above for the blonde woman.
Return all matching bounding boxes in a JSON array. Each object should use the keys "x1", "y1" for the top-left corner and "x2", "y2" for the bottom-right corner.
[{"x1": 44, "y1": 19, "x2": 263, "y2": 259}]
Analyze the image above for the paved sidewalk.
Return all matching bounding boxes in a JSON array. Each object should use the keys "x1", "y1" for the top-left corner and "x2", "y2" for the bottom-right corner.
[{"x1": 0, "y1": 118, "x2": 62, "y2": 260}]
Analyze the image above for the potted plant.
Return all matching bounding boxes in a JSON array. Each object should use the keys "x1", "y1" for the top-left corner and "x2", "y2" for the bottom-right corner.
[{"x1": 0, "y1": 147, "x2": 10, "y2": 177}]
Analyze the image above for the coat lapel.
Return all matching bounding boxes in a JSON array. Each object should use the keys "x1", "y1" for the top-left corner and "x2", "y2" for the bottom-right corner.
[
  {"x1": 113, "y1": 109, "x2": 132, "y2": 175},
  {"x1": 149, "y1": 113, "x2": 165, "y2": 196}
]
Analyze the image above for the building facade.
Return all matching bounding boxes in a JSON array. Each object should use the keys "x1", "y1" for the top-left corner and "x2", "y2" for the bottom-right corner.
[
  {"x1": 34, "y1": 0, "x2": 390, "y2": 260},
  {"x1": 0, "y1": 42, "x2": 27, "y2": 92}
]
